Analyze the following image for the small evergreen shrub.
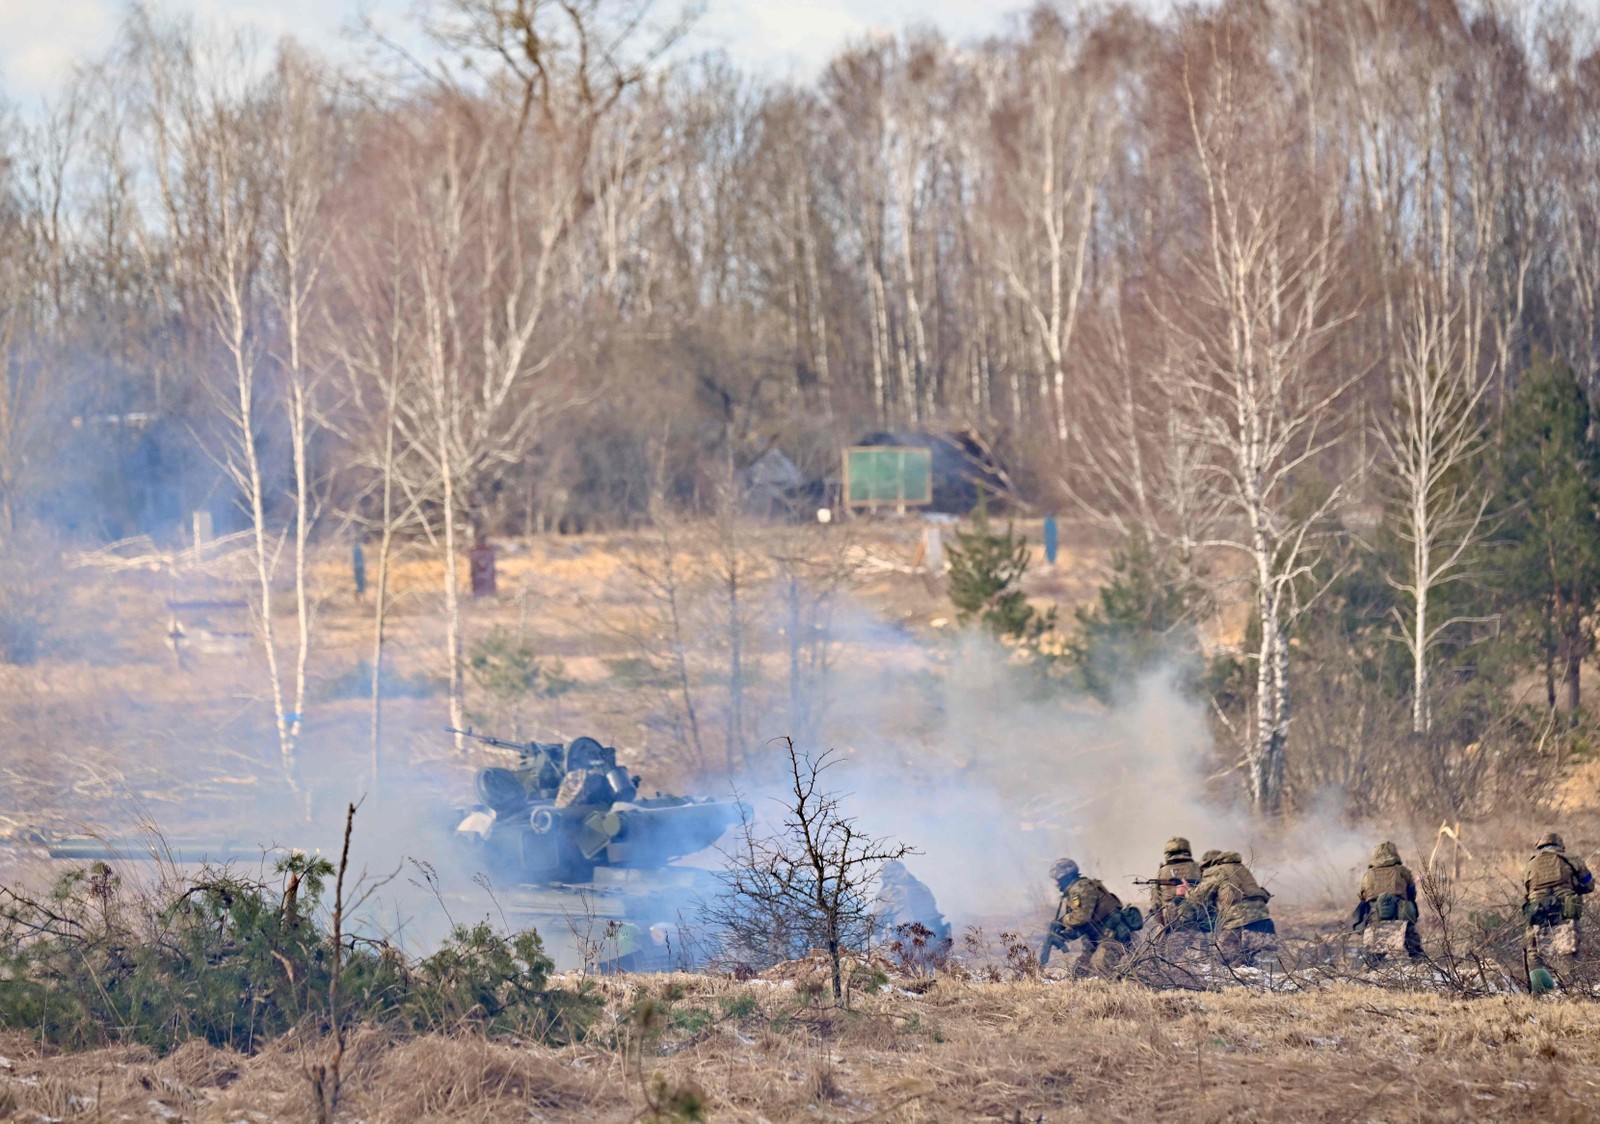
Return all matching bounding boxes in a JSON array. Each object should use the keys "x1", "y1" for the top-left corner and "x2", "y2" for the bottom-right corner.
[{"x1": 0, "y1": 856, "x2": 594, "y2": 1054}]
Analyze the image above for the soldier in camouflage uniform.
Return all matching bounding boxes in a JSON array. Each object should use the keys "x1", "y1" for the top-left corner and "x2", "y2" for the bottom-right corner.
[
  {"x1": 872, "y1": 859, "x2": 951, "y2": 944},
  {"x1": 1192, "y1": 851, "x2": 1275, "y2": 967},
  {"x1": 1041, "y1": 858, "x2": 1135, "y2": 976},
  {"x1": 1352, "y1": 841, "x2": 1423, "y2": 962},
  {"x1": 1523, "y1": 831, "x2": 1594, "y2": 980},
  {"x1": 1148, "y1": 837, "x2": 1204, "y2": 952}
]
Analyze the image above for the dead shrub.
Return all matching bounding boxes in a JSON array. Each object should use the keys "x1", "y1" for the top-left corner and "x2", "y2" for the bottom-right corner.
[
  {"x1": 886, "y1": 921, "x2": 953, "y2": 978},
  {"x1": 157, "y1": 1038, "x2": 242, "y2": 1089},
  {"x1": 805, "y1": 1055, "x2": 842, "y2": 1103},
  {"x1": 365, "y1": 1036, "x2": 601, "y2": 1119}
]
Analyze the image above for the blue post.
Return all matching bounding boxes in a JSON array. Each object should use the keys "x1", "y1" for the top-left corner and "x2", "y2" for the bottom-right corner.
[{"x1": 1043, "y1": 515, "x2": 1059, "y2": 566}]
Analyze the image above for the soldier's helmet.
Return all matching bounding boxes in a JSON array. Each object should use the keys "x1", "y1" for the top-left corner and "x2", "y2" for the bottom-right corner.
[
  {"x1": 1200, "y1": 849, "x2": 1222, "y2": 866},
  {"x1": 1537, "y1": 831, "x2": 1565, "y2": 851},
  {"x1": 1164, "y1": 836, "x2": 1192, "y2": 857},
  {"x1": 1050, "y1": 858, "x2": 1080, "y2": 884},
  {"x1": 1371, "y1": 841, "x2": 1400, "y2": 866}
]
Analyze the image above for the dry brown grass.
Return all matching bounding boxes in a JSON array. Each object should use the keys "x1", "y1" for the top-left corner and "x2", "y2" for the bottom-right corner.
[{"x1": 5, "y1": 974, "x2": 1600, "y2": 1121}]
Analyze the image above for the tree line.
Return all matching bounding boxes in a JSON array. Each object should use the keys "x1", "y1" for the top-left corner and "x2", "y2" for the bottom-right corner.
[{"x1": 4, "y1": 0, "x2": 1600, "y2": 811}]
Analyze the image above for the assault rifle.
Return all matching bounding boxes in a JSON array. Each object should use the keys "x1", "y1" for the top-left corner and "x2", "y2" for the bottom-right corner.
[
  {"x1": 1038, "y1": 921, "x2": 1069, "y2": 967},
  {"x1": 1132, "y1": 877, "x2": 1194, "y2": 887},
  {"x1": 1043, "y1": 922, "x2": 1081, "y2": 973}
]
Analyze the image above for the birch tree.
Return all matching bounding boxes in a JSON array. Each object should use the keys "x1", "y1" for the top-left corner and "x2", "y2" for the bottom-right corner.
[
  {"x1": 259, "y1": 46, "x2": 341, "y2": 773},
  {"x1": 1379, "y1": 279, "x2": 1493, "y2": 735},
  {"x1": 984, "y1": 10, "x2": 1118, "y2": 450},
  {"x1": 133, "y1": 21, "x2": 326, "y2": 790},
  {"x1": 324, "y1": 176, "x2": 430, "y2": 784},
  {"x1": 187, "y1": 74, "x2": 306, "y2": 785},
  {"x1": 388, "y1": 0, "x2": 691, "y2": 745},
  {"x1": 0, "y1": 115, "x2": 44, "y2": 536},
  {"x1": 1330, "y1": 3, "x2": 1497, "y2": 735},
  {"x1": 1168, "y1": 24, "x2": 1358, "y2": 812}
]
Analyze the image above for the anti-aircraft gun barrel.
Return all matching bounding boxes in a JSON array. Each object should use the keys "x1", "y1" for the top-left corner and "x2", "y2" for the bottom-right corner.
[
  {"x1": 42, "y1": 837, "x2": 284, "y2": 863},
  {"x1": 447, "y1": 726, "x2": 535, "y2": 753}
]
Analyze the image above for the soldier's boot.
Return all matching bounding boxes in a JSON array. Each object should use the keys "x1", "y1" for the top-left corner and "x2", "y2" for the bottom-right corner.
[
  {"x1": 1538, "y1": 922, "x2": 1580, "y2": 985},
  {"x1": 1214, "y1": 929, "x2": 1245, "y2": 968},
  {"x1": 1403, "y1": 922, "x2": 1424, "y2": 961},
  {"x1": 1089, "y1": 939, "x2": 1127, "y2": 977},
  {"x1": 1069, "y1": 939, "x2": 1097, "y2": 979}
]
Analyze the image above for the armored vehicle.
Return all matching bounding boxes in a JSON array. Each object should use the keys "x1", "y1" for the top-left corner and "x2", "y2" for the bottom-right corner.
[{"x1": 449, "y1": 728, "x2": 746, "y2": 969}]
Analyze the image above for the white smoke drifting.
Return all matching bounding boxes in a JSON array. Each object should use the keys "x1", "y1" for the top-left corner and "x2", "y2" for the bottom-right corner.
[{"x1": 739, "y1": 622, "x2": 1386, "y2": 935}]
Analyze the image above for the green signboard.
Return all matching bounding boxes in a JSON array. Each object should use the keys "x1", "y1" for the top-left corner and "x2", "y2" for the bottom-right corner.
[{"x1": 844, "y1": 446, "x2": 933, "y2": 507}]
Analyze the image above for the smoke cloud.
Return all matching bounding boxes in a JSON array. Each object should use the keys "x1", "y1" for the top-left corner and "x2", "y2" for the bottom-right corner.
[{"x1": 737, "y1": 616, "x2": 1388, "y2": 936}]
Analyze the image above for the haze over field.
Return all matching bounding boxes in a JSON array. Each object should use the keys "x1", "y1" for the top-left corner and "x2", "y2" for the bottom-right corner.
[{"x1": 6, "y1": 0, "x2": 1600, "y2": 1117}]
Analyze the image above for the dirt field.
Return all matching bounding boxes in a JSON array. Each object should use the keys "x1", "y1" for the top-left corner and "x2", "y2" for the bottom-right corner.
[
  {"x1": 8, "y1": 523, "x2": 1600, "y2": 1121},
  {"x1": 4, "y1": 973, "x2": 1600, "y2": 1122},
  {"x1": 0, "y1": 518, "x2": 1115, "y2": 865}
]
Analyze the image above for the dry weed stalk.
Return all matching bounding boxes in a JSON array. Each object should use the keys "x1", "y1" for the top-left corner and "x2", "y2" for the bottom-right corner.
[{"x1": 307, "y1": 801, "x2": 356, "y2": 1124}]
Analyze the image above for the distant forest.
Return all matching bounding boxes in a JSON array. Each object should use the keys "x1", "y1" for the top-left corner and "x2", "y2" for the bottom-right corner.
[
  {"x1": 8, "y1": 1, "x2": 1600, "y2": 809},
  {"x1": 2, "y1": 0, "x2": 1596, "y2": 535}
]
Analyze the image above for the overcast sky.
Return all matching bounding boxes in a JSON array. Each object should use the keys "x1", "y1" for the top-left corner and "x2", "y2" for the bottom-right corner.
[{"x1": 0, "y1": 0, "x2": 1019, "y2": 105}]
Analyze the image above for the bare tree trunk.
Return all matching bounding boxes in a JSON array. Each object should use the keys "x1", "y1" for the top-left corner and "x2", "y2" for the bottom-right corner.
[
  {"x1": 200, "y1": 118, "x2": 300, "y2": 791},
  {"x1": 712, "y1": 459, "x2": 754, "y2": 773},
  {"x1": 647, "y1": 512, "x2": 706, "y2": 768},
  {"x1": 435, "y1": 386, "x2": 467, "y2": 743},
  {"x1": 1412, "y1": 579, "x2": 1429, "y2": 735},
  {"x1": 368, "y1": 383, "x2": 400, "y2": 784},
  {"x1": 232, "y1": 318, "x2": 299, "y2": 789},
  {"x1": 868, "y1": 262, "x2": 890, "y2": 425},
  {"x1": 801, "y1": 205, "x2": 832, "y2": 419}
]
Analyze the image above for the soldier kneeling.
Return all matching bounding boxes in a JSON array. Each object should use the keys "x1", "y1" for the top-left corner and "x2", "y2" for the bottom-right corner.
[
  {"x1": 1147, "y1": 836, "x2": 1204, "y2": 954},
  {"x1": 1524, "y1": 831, "x2": 1593, "y2": 983},
  {"x1": 1353, "y1": 841, "x2": 1423, "y2": 963},
  {"x1": 1192, "y1": 850, "x2": 1276, "y2": 968},
  {"x1": 1041, "y1": 858, "x2": 1143, "y2": 977}
]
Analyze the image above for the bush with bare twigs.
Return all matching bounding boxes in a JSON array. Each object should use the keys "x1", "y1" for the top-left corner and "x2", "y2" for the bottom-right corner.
[{"x1": 701, "y1": 737, "x2": 911, "y2": 1004}]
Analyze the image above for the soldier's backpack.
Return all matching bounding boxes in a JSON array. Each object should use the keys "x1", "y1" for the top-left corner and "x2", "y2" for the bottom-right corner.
[
  {"x1": 1375, "y1": 893, "x2": 1402, "y2": 922},
  {"x1": 1106, "y1": 905, "x2": 1143, "y2": 945}
]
